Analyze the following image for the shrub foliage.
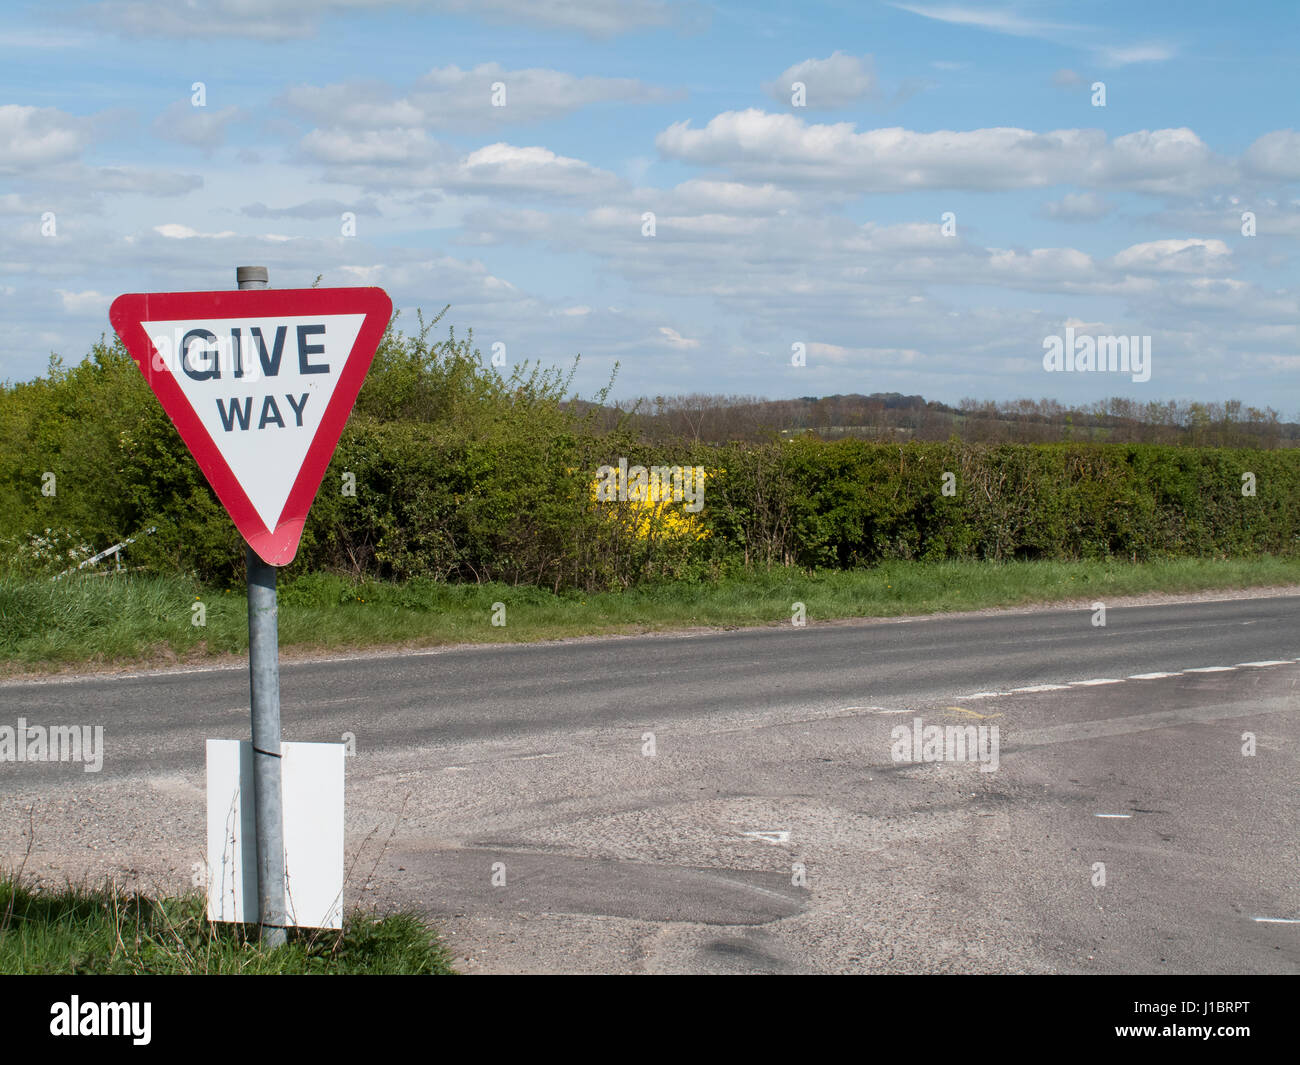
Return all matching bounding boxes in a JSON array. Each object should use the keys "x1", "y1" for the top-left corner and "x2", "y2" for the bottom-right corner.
[{"x1": 3, "y1": 313, "x2": 1297, "y2": 591}]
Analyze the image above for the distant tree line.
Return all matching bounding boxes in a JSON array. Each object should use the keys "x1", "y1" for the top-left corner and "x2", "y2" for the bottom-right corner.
[{"x1": 579, "y1": 392, "x2": 1298, "y2": 449}]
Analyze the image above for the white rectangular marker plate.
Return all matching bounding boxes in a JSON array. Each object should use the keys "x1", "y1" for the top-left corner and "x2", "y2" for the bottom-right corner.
[{"x1": 206, "y1": 739, "x2": 345, "y2": 929}]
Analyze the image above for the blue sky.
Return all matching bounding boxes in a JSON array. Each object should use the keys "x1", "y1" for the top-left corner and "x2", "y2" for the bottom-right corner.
[{"x1": 1, "y1": 0, "x2": 1297, "y2": 411}]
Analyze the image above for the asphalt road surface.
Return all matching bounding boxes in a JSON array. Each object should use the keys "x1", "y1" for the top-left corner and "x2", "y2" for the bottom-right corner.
[{"x1": 2, "y1": 593, "x2": 1297, "y2": 974}]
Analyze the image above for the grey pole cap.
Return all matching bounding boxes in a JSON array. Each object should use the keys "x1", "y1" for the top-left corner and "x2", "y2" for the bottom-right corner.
[{"x1": 236, "y1": 265, "x2": 269, "y2": 289}]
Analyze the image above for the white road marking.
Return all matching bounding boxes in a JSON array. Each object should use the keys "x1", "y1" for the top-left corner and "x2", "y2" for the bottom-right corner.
[
  {"x1": 1251, "y1": 917, "x2": 1300, "y2": 924},
  {"x1": 942, "y1": 657, "x2": 1297, "y2": 707},
  {"x1": 1095, "y1": 813, "x2": 1132, "y2": 819},
  {"x1": 743, "y1": 830, "x2": 791, "y2": 844}
]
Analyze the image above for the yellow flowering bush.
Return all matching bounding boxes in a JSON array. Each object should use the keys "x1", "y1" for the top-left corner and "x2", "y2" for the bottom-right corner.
[{"x1": 590, "y1": 465, "x2": 711, "y2": 543}]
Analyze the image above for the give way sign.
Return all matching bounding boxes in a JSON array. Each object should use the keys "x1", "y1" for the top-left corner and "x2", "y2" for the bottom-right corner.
[{"x1": 110, "y1": 287, "x2": 392, "y2": 566}]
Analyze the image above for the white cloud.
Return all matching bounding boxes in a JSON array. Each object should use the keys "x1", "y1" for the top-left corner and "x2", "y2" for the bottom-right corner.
[
  {"x1": 300, "y1": 130, "x2": 623, "y2": 199},
  {"x1": 1098, "y1": 43, "x2": 1176, "y2": 66},
  {"x1": 1096, "y1": 128, "x2": 1230, "y2": 194},
  {"x1": 892, "y1": 3, "x2": 1174, "y2": 66},
  {"x1": 281, "y1": 63, "x2": 674, "y2": 132},
  {"x1": 0, "y1": 104, "x2": 203, "y2": 202},
  {"x1": 1148, "y1": 202, "x2": 1300, "y2": 239},
  {"x1": 890, "y1": 3, "x2": 1080, "y2": 38},
  {"x1": 809, "y1": 342, "x2": 923, "y2": 366},
  {"x1": 152, "y1": 101, "x2": 243, "y2": 149},
  {"x1": 656, "y1": 110, "x2": 1230, "y2": 195},
  {"x1": 55, "y1": 289, "x2": 109, "y2": 315},
  {"x1": 763, "y1": 52, "x2": 878, "y2": 109},
  {"x1": 153, "y1": 223, "x2": 238, "y2": 239},
  {"x1": 300, "y1": 127, "x2": 443, "y2": 167},
  {"x1": 242, "y1": 198, "x2": 382, "y2": 219},
  {"x1": 985, "y1": 246, "x2": 1096, "y2": 281},
  {"x1": 0, "y1": 105, "x2": 91, "y2": 170},
  {"x1": 657, "y1": 325, "x2": 700, "y2": 348},
  {"x1": 72, "y1": 166, "x2": 203, "y2": 197},
  {"x1": 331, "y1": 255, "x2": 530, "y2": 308},
  {"x1": 669, "y1": 179, "x2": 801, "y2": 213},
  {"x1": 87, "y1": 0, "x2": 686, "y2": 39},
  {"x1": 1110, "y1": 238, "x2": 1233, "y2": 274},
  {"x1": 445, "y1": 0, "x2": 685, "y2": 36},
  {"x1": 88, "y1": 0, "x2": 315, "y2": 40},
  {"x1": 1242, "y1": 130, "x2": 1300, "y2": 181},
  {"x1": 445, "y1": 143, "x2": 623, "y2": 199},
  {"x1": 0, "y1": 192, "x2": 49, "y2": 215}
]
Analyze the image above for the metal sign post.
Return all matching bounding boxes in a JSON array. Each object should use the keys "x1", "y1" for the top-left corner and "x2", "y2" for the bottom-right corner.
[
  {"x1": 110, "y1": 270, "x2": 391, "y2": 941},
  {"x1": 238, "y1": 265, "x2": 287, "y2": 947}
]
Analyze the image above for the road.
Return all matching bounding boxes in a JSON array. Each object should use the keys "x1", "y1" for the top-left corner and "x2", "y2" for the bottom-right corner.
[{"x1": 1, "y1": 592, "x2": 1297, "y2": 973}]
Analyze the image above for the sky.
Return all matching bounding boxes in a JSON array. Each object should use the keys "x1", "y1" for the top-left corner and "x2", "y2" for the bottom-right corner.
[{"x1": 1, "y1": 0, "x2": 1297, "y2": 411}]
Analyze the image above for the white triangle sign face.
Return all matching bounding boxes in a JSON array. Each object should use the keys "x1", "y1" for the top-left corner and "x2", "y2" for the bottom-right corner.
[
  {"x1": 143, "y1": 311, "x2": 366, "y2": 532},
  {"x1": 110, "y1": 287, "x2": 392, "y2": 565}
]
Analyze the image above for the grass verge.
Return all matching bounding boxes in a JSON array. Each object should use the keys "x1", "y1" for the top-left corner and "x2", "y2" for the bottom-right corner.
[
  {"x1": 4, "y1": 556, "x2": 1300, "y2": 674},
  {"x1": 0, "y1": 874, "x2": 455, "y2": 974}
]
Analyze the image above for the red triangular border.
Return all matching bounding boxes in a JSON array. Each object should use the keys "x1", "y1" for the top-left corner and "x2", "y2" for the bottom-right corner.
[{"x1": 109, "y1": 287, "x2": 392, "y2": 566}]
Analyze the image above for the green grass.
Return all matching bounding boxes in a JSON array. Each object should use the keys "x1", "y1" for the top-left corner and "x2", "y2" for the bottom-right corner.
[
  {"x1": 4, "y1": 557, "x2": 1300, "y2": 673},
  {"x1": 0, "y1": 874, "x2": 455, "y2": 974}
]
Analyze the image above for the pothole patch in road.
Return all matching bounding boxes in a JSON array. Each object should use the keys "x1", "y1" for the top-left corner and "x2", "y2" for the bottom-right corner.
[
  {"x1": 384, "y1": 845, "x2": 808, "y2": 926},
  {"x1": 690, "y1": 931, "x2": 805, "y2": 973}
]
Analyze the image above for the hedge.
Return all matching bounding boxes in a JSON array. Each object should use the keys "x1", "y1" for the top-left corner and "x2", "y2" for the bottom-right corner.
[{"x1": 2, "y1": 329, "x2": 1296, "y2": 591}]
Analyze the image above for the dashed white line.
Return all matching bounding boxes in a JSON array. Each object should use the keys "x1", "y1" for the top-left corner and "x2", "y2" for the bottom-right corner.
[
  {"x1": 942, "y1": 658, "x2": 1296, "y2": 707},
  {"x1": 1251, "y1": 917, "x2": 1300, "y2": 924},
  {"x1": 1095, "y1": 813, "x2": 1132, "y2": 819}
]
